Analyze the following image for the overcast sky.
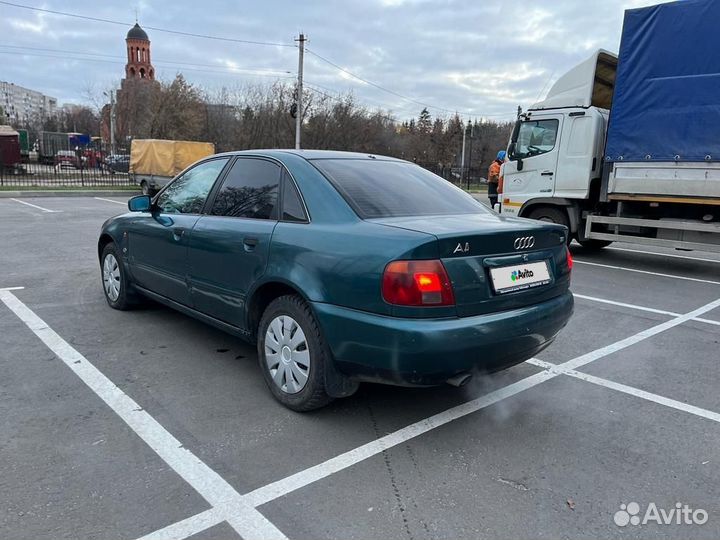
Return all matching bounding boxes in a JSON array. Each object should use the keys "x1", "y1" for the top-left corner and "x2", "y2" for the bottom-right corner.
[{"x1": 1, "y1": 0, "x2": 667, "y2": 121}]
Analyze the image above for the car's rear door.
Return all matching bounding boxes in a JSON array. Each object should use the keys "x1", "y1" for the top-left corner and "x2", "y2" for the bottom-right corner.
[
  {"x1": 127, "y1": 157, "x2": 230, "y2": 306},
  {"x1": 187, "y1": 157, "x2": 282, "y2": 328}
]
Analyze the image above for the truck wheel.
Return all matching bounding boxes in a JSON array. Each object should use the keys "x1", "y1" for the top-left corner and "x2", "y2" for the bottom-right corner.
[
  {"x1": 140, "y1": 180, "x2": 150, "y2": 196},
  {"x1": 257, "y1": 295, "x2": 334, "y2": 412},
  {"x1": 527, "y1": 207, "x2": 571, "y2": 244},
  {"x1": 528, "y1": 206, "x2": 569, "y2": 227},
  {"x1": 578, "y1": 239, "x2": 613, "y2": 250}
]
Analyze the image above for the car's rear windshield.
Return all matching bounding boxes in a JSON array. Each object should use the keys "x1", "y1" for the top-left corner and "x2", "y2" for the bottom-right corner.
[{"x1": 312, "y1": 159, "x2": 486, "y2": 219}]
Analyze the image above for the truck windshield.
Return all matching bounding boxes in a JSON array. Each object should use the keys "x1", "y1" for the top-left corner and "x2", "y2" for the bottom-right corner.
[{"x1": 511, "y1": 119, "x2": 559, "y2": 160}]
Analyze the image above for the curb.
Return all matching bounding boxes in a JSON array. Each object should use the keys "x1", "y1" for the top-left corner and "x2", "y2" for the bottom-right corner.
[{"x1": 0, "y1": 190, "x2": 140, "y2": 198}]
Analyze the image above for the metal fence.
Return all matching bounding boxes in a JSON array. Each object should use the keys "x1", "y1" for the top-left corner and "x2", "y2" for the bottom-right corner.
[
  {"x1": 418, "y1": 163, "x2": 488, "y2": 191},
  {"x1": 0, "y1": 147, "x2": 487, "y2": 191},
  {"x1": 0, "y1": 143, "x2": 135, "y2": 188}
]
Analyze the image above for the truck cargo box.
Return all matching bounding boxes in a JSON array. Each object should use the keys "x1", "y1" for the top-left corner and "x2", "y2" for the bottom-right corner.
[
  {"x1": 17, "y1": 128, "x2": 29, "y2": 158},
  {"x1": 0, "y1": 125, "x2": 21, "y2": 168},
  {"x1": 130, "y1": 139, "x2": 215, "y2": 177},
  {"x1": 605, "y1": 0, "x2": 720, "y2": 164}
]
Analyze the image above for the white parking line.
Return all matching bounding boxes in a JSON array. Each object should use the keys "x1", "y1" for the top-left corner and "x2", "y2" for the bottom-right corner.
[
  {"x1": 0, "y1": 286, "x2": 24, "y2": 291},
  {"x1": 8, "y1": 287, "x2": 720, "y2": 540},
  {"x1": 136, "y1": 508, "x2": 225, "y2": 540},
  {"x1": 245, "y1": 370, "x2": 556, "y2": 507},
  {"x1": 0, "y1": 290, "x2": 287, "y2": 540},
  {"x1": 561, "y1": 297, "x2": 720, "y2": 371},
  {"x1": 527, "y1": 359, "x2": 720, "y2": 424},
  {"x1": 242, "y1": 295, "x2": 720, "y2": 508},
  {"x1": 606, "y1": 246, "x2": 720, "y2": 264},
  {"x1": 9, "y1": 198, "x2": 61, "y2": 213},
  {"x1": 573, "y1": 259, "x2": 720, "y2": 286},
  {"x1": 574, "y1": 293, "x2": 720, "y2": 327},
  {"x1": 94, "y1": 197, "x2": 127, "y2": 205}
]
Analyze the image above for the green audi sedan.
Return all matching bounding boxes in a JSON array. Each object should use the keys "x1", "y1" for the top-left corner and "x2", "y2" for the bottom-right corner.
[{"x1": 99, "y1": 150, "x2": 573, "y2": 410}]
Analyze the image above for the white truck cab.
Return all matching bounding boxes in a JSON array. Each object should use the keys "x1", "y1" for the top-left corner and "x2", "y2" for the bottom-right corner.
[{"x1": 500, "y1": 50, "x2": 617, "y2": 247}]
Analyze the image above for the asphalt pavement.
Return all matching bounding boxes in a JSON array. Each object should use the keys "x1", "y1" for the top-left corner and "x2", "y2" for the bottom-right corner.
[{"x1": 1, "y1": 195, "x2": 719, "y2": 540}]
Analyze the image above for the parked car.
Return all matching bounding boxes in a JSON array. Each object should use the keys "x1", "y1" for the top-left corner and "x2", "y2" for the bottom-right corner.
[
  {"x1": 98, "y1": 150, "x2": 574, "y2": 410},
  {"x1": 54, "y1": 150, "x2": 80, "y2": 169},
  {"x1": 105, "y1": 154, "x2": 130, "y2": 174}
]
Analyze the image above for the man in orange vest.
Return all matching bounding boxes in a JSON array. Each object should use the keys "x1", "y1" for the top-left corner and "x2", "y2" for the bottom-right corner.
[{"x1": 488, "y1": 150, "x2": 506, "y2": 208}]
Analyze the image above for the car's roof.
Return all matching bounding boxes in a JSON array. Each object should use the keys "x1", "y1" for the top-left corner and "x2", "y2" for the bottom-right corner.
[{"x1": 212, "y1": 149, "x2": 406, "y2": 162}]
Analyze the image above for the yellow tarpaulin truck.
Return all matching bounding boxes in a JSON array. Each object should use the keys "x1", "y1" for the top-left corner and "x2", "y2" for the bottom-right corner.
[{"x1": 130, "y1": 139, "x2": 215, "y2": 195}]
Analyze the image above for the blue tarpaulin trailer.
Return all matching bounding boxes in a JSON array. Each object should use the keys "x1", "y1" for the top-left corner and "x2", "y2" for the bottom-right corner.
[
  {"x1": 605, "y1": 0, "x2": 720, "y2": 164},
  {"x1": 68, "y1": 133, "x2": 91, "y2": 147}
]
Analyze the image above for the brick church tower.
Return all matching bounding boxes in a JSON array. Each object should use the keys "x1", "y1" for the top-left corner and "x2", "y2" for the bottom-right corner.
[
  {"x1": 125, "y1": 23, "x2": 154, "y2": 80},
  {"x1": 101, "y1": 22, "x2": 159, "y2": 144}
]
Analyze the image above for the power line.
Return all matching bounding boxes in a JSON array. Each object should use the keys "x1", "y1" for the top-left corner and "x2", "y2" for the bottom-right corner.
[
  {"x1": 0, "y1": 44, "x2": 292, "y2": 75},
  {"x1": 0, "y1": 1, "x2": 294, "y2": 48},
  {"x1": 305, "y1": 48, "x2": 513, "y2": 120},
  {"x1": 303, "y1": 83, "x2": 399, "y2": 123},
  {"x1": 306, "y1": 79, "x2": 419, "y2": 116},
  {"x1": 305, "y1": 48, "x2": 463, "y2": 115},
  {"x1": 0, "y1": 49, "x2": 294, "y2": 79}
]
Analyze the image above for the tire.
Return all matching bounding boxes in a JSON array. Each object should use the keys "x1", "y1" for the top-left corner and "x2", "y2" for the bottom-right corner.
[
  {"x1": 140, "y1": 180, "x2": 149, "y2": 196},
  {"x1": 578, "y1": 239, "x2": 612, "y2": 250},
  {"x1": 528, "y1": 206, "x2": 571, "y2": 244},
  {"x1": 257, "y1": 295, "x2": 333, "y2": 411},
  {"x1": 528, "y1": 206, "x2": 569, "y2": 227},
  {"x1": 100, "y1": 242, "x2": 137, "y2": 310}
]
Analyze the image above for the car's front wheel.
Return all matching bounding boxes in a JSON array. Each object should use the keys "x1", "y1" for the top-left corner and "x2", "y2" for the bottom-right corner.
[
  {"x1": 258, "y1": 295, "x2": 333, "y2": 411},
  {"x1": 101, "y1": 242, "x2": 136, "y2": 310}
]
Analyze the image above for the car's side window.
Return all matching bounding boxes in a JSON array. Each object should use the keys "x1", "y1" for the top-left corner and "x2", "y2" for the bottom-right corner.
[
  {"x1": 155, "y1": 158, "x2": 230, "y2": 214},
  {"x1": 281, "y1": 170, "x2": 308, "y2": 223},
  {"x1": 210, "y1": 158, "x2": 280, "y2": 219}
]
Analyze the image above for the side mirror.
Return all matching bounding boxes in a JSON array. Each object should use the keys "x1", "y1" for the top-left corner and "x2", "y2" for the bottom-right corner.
[
  {"x1": 128, "y1": 195, "x2": 151, "y2": 212},
  {"x1": 516, "y1": 158, "x2": 524, "y2": 171}
]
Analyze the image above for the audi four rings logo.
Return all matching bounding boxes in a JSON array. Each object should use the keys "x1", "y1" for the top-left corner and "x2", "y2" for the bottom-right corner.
[{"x1": 514, "y1": 236, "x2": 535, "y2": 250}]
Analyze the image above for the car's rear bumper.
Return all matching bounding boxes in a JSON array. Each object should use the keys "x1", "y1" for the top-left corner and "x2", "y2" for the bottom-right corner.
[{"x1": 311, "y1": 291, "x2": 573, "y2": 386}]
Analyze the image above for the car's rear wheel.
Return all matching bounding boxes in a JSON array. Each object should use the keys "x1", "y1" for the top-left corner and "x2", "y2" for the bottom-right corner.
[
  {"x1": 101, "y1": 242, "x2": 137, "y2": 310},
  {"x1": 140, "y1": 180, "x2": 150, "y2": 196},
  {"x1": 257, "y1": 295, "x2": 333, "y2": 411}
]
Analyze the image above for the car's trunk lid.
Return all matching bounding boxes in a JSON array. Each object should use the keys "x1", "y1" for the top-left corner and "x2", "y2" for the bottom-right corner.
[{"x1": 371, "y1": 213, "x2": 571, "y2": 317}]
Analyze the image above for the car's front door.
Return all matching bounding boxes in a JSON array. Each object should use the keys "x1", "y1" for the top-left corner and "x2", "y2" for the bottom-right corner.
[
  {"x1": 187, "y1": 157, "x2": 282, "y2": 328},
  {"x1": 127, "y1": 157, "x2": 230, "y2": 305}
]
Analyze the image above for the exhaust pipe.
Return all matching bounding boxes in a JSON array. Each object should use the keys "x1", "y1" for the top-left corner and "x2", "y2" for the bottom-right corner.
[{"x1": 446, "y1": 372, "x2": 472, "y2": 387}]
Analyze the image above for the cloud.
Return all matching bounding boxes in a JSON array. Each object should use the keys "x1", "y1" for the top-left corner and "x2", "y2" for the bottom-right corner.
[{"x1": 0, "y1": 0, "x2": 675, "y2": 120}]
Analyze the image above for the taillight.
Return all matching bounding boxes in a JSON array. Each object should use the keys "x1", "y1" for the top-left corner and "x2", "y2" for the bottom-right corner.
[
  {"x1": 382, "y1": 260, "x2": 455, "y2": 306},
  {"x1": 566, "y1": 247, "x2": 573, "y2": 270}
]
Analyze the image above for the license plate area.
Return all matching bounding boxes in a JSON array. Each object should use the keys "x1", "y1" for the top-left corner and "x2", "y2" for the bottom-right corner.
[{"x1": 489, "y1": 260, "x2": 552, "y2": 294}]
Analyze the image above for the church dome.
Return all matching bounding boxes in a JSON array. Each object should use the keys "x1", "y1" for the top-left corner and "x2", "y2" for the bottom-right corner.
[{"x1": 126, "y1": 23, "x2": 149, "y2": 41}]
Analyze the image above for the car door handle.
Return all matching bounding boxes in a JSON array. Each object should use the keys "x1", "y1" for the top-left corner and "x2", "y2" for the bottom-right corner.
[
  {"x1": 172, "y1": 227, "x2": 185, "y2": 241},
  {"x1": 243, "y1": 237, "x2": 259, "y2": 251},
  {"x1": 541, "y1": 171, "x2": 554, "y2": 176}
]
